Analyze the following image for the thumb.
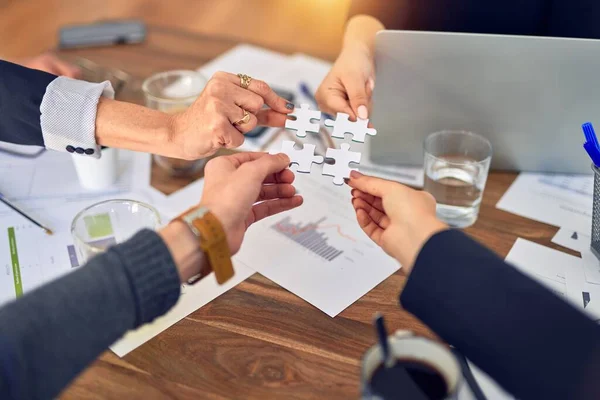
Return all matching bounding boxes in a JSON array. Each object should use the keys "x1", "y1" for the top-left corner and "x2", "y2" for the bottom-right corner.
[
  {"x1": 347, "y1": 171, "x2": 397, "y2": 198},
  {"x1": 345, "y1": 77, "x2": 371, "y2": 120},
  {"x1": 245, "y1": 153, "x2": 291, "y2": 182}
]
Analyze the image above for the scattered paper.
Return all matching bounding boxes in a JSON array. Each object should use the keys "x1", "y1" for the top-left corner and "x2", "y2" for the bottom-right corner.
[
  {"x1": 198, "y1": 44, "x2": 293, "y2": 88},
  {"x1": 505, "y1": 239, "x2": 600, "y2": 323},
  {"x1": 0, "y1": 150, "x2": 151, "y2": 216},
  {"x1": 564, "y1": 251, "x2": 600, "y2": 321},
  {"x1": 111, "y1": 259, "x2": 254, "y2": 357},
  {"x1": 157, "y1": 178, "x2": 206, "y2": 219},
  {"x1": 235, "y1": 172, "x2": 400, "y2": 317},
  {"x1": 497, "y1": 173, "x2": 593, "y2": 233},
  {"x1": 551, "y1": 227, "x2": 590, "y2": 253},
  {"x1": 0, "y1": 192, "x2": 158, "y2": 308},
  {"x1": 582, "y1": 249, "x2": 600, "y2": 285},
  {"x1": 505, "y1": 238, "x2": 578, "y2": 298}
]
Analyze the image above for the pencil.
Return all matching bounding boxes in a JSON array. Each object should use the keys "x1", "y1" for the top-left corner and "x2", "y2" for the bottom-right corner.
[{"x1": 0, "y1": 194, "x2": 53, "y2": 235}]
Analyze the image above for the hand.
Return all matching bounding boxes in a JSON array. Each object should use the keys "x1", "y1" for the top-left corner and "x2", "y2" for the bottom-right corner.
[
  {"x1": 200, "y1": 152, "x2": 303, "y2": 254},
  {"x1": 17, "y1": 52, "x2": 80, "y2": 78},
  {"x1": 347, "y1": 171, "x2": 448, "y2": 271},
  {"x1": 315, "y1": 45, "x2": 375, "y2": 121},
  {"x1": 169, "y1": 72, "x2": 295, "y2": 160}
]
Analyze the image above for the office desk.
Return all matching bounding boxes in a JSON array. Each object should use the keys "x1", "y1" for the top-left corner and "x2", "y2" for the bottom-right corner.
[{"x1": 57, "y1": 26, "x2": 573, "y2": 399}]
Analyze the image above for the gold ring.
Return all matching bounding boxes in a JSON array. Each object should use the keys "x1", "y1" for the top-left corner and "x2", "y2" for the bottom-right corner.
[
  {"x1": 237, "y1": 73, "x2": 252, "y2": 89},
  {"x1": 233, "y1": 109, "x2": 251, "y2": 126}
]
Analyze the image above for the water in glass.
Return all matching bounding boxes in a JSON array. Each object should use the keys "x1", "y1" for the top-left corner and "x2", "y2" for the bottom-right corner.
[{"x1": 424, "y1": 155, "x2": 484, "y2": 228}]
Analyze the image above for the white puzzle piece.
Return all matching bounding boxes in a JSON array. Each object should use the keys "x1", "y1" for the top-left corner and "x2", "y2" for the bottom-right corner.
[
  {"x1": 270, "y1": 140, "x2": 324, "y2": 173},
  {"x1": 322, "y1": 143, "x2": 361, "y2": 185},
  {"x1": 324, "y1": 112, "x2": 377, "y2": 143},
  {"x1": 285, "y1": 103, "x2": 321, "y2": 138}
]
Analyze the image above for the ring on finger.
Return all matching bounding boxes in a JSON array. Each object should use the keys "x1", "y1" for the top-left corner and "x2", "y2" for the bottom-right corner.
[
  {"x1": 237, "y1": 73, "x2": 253, "y2": 89},
  {"x1": 233, "y1": 109, "x2": 251, "y2": 126}
]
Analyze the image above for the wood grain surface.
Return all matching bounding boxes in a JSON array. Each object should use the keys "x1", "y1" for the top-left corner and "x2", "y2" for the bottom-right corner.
[{"x1": 0, "y1": 5, "x2": 575, "y2": 398}]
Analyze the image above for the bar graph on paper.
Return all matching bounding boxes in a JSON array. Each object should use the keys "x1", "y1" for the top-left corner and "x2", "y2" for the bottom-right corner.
[{"x1": 271, "y1": 216, "x2": 356, "y2": 261}]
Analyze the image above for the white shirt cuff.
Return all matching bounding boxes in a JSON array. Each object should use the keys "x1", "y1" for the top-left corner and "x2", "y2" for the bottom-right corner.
[{"x1": 40, "y1": 77, "x2": 115, "y2": 159}]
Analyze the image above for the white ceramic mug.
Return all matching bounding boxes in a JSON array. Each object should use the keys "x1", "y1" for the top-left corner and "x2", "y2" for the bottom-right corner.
[
  {"x1": 71, "y1": 147, "x2": 118, "y2": 190},
  {"x1": 361, "y1": 330, "x2": 464, "y2": 400}
]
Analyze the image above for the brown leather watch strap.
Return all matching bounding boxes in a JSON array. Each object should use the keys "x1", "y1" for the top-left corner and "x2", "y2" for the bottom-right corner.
[{"x1": 177, "y1": 207, "x2": 234, "y2": 285}]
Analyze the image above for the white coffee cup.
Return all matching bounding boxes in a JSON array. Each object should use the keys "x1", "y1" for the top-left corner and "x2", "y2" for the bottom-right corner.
[
  {"x1": 72, "y1": 147, "x2": 118, "y2": 190},
  {"x1": 361, "y1": 330, "x2": 463, "y2": 400}
]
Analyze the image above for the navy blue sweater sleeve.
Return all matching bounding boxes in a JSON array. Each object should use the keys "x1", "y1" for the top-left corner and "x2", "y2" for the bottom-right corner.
[
  {"x1": 0, "y1": 230, "x2": 181, "y2": 400},
  {"x1": 401, "y1": 229, "x2": 600, "y2": 400},
  {"x1": 0, "y1": 60, "x2": 56, "y2": 146}
]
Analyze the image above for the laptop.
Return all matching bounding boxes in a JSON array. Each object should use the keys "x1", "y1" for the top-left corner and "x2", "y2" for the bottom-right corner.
[{"x1": 370, "y1": 30, "x2": 600, "y2": 174}]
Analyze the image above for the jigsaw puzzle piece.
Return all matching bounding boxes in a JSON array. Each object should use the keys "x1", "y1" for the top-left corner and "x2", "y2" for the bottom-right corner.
[
  {"x1": 324, "y1": 112, "x2": 377, "y2": 143},
  {"x1": 285, "y1": 103, "x2": 321, "y2": 138},
  {"x1": 270, "y1": 140, "x2": 324, "y2": 173},
  {"x1": 322, "y1": 143, "x2": 361, "y2": 185}
]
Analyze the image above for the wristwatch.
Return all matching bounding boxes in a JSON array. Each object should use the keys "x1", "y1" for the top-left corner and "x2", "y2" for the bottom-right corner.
[{"x1": 178, "y1": 206, "x2": 234, "y2": 285}]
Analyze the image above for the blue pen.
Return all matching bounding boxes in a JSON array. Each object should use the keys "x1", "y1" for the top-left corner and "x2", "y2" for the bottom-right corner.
[
  {"x1": 582, "y1": 122, "x2": 600, "y2": 166},
  {"x1": 298, "y1": 82, "x2": 334, "y2": 120}
]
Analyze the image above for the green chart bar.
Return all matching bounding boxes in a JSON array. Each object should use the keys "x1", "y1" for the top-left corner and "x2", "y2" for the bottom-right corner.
[{"x1": 8, "y1": 227, "x2": 23, "y2": 298}]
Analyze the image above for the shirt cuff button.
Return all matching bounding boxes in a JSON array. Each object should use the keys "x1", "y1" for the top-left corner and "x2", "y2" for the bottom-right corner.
[
  {"x1": 75, "y1": 147, "x2": 85, "y2": 154},
  {"x1": 66, "y1": 145, "x2": 75, "y2": 153},
  {"x1": 84, "y1": 148, "x2": 95, "y2": 155}
]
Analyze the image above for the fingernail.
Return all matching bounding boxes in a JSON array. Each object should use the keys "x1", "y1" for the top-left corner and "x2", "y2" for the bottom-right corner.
[
  {"x1": 285, "y1": 102, "x2": 294, "y2": 110},
  {"x1": 350, "y1": 170, "x2": 363, "y2": 179},
  {"x1": 357, "y1": 105, "x2": 368, "y2": 120},
  {"x1": 368, "y1": 77, "x2": 375, "y2": 91}
]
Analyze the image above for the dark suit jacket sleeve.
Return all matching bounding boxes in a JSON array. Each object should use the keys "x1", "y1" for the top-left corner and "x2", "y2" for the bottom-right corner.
[
  {"x1": 401, "y1": 229, "x2": 600, "y2": 400},
  {"x1": 0, "y1": 60, "x2": 57, "y2": 146}
]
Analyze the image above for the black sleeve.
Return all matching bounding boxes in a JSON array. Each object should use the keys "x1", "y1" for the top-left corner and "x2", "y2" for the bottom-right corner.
[
  {"x1": 0, "y1": 60, "x2": 56, "y2": 147},
  {"x1": 401, "y1": 229, "x2": 600, "y2": 400}
]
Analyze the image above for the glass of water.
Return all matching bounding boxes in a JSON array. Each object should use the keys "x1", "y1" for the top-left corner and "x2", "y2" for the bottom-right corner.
[
  {"x1": 71, "y1": 200, "x2": 161, "y2": 264},
  {"x1": 143, "y1": 70, "x2": 208, "y2": 176},
  {"x1": 423, "y1": 130, "x2": 492, "y2": 228}
]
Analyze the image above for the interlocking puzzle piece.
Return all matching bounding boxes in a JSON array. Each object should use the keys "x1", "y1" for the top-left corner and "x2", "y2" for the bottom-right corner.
[
  {"x1": 324, "y1": 112, "x2": 377, "y2": 143},
  {"x1": 270, "y1": 140, "x2": 324, "y2": 173},
  {"x1": 285, "y1": 103, "x2": 321, "y2": 138},
  {"x1": 322, "y1": 143, "x2": 361, "y2": 185}
]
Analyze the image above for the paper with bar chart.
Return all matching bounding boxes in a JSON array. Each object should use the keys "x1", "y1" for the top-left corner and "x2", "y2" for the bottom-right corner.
[
  {"x1": 235, "y1": 173, "x2": 400, "y2": 317},
  {"x1": 0, "y1": 211, "x2": 80, "y2": 307},
  {"x1": 0, "y1": 192, "x2": 155, "y2": 308}
]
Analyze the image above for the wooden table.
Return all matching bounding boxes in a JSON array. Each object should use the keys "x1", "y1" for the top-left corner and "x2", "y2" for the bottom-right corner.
[{"x1": 57, "y1": 26, "x2": 575, "y2": 399}]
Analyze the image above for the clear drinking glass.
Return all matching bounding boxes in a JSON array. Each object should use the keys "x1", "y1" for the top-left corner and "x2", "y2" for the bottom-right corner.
[
  {"x1": 142, "y1": 70, "x2": 208, "y2": 176},
  {"x1": 423, "y1": 130, "x2": 492, "y2": 228},
  {"x1": 71, "y1": 199, "x2": 161, "y2": 263}
]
